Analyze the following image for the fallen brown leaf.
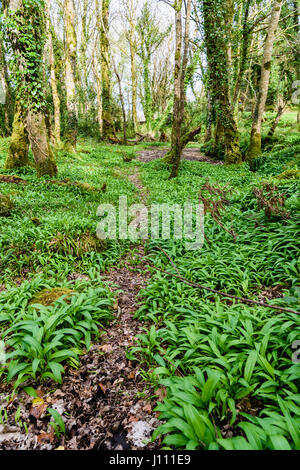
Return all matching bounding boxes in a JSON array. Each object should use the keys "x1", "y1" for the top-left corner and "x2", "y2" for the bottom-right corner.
[
  {"x1": 98, "y1": 344, "x2": 113, "y2": 353},
  {"x1": 143, "y1": 403, "x2": 152, "y2": 414}
]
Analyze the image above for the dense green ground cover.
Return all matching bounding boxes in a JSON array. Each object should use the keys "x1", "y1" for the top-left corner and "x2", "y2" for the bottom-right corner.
[
  {"x1": 0, "y1": 115, "x2": 299, "y2": 449},
  {"x1": 134, "y1": 158, "x2": 300, "y2": 450}
]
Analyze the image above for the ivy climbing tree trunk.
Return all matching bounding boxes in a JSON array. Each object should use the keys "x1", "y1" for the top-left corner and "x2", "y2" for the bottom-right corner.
[
  {"x1": 246, "y1": 0, "x2": 283, "y2": 161},
  {"x1": 64, "y1": 0, "x2": 78, "y2": 151},
  {"x1": 4, "y1": 0, "x2": 57, "y2": 176},
  {"x1": 202, "y1": 0, "x2": 242, "y2": 164}
]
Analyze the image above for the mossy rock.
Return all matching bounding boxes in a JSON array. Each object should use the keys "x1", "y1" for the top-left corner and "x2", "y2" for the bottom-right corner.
[
  {"x1": 0, "y1": 194, "x2": 14, "y2": 216},
  {"x1": 30, "y1": 288, "x2": 74, "y2": 307},
  {"x1": 49, "y1": 231, "x2": 107, "y2": 257}
]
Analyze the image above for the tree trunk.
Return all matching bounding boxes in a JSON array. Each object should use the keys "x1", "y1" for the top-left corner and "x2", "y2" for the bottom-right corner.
[
  {"x1": 203, "y1": 0, "x2": 242, "y2": 164},
  {"x1": 92, "y1": 49, "x2": 103, "y2": 137},
  {"x1": 5, "y1": 102, "x2": 29, "y2": 169},
  {"x1": 113, "y1": 60, "x2": 127, "y2": 144},
  {"x1": 164, "y1": 126, "x2": 202, "y2": 164},
  {"x1": 0, "y1": 39, "x2": 13, "y2": 135},
  {"x1": 5, "y1": 0, "x2": 57, "y2": 176},
  {"x1": 27, "y1": 111, "x2": 57, "y2": 177},
  {"x1": 168, "y1": 0, "x2": 192, "y2": 178},
  {"x1": 126, "y1": 0, "x2": 138, "y2": 133},
  {"x1": 232, "y1": 0, "x2": 251, "y2": 106},
  {"x1": 167, "y1": 1, "x2": 183, "y2": 175},
  {"x1": 64, "y1": 0, "x2": 77, "y2": 151},
  {"x1": 46, "y1": 0, "x2": 61, "y2": 146},
  {"x1": 246, "y1": 0, "x2": 283, "y2": 161},
  {"x1": 100, "y1": 0, "x2": 115, "y2": 140}
]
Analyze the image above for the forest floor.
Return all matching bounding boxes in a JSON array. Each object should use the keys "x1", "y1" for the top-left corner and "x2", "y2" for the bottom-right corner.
[
  {"x1": 0, "y1": 114, "x2": 299, "y2": 450},
  {"x1": 0, "y1": 246, "x2": 160, "y2": 450},
  {"x1": 137, "y1": 147, "x2": 223, "y2": 164},
  {"x1": 0, "y1": 163, "x2": 161, "y2": 450}
]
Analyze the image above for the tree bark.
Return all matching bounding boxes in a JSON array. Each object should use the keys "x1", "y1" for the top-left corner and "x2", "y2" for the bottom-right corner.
[
  {"x1": 64, "y1": 0, "x2": 78, "y2": 151},
  {"x1": 46, "y1": 0, "x2": 61, "y2": 146},
  {"x1": 0, "y1": 38, "x2": 13, "y2": 135},
  {"x1": 168, "y1": 0, "x2": 192, "y2": 178},
  {"x1": 246, "y1": 0, "x2": 283, "y2": 161},
  {"x1": 5, "y1": 102, "x2": 29, "y2": 169},
  {"x1": 4, "y1": 0, "x2": 57, "y2": 176},
  {"x1": 125, "y1": 0, "x2": 138, "y2": 133},
  {"x1": 100, "y1": 0, "x2": 115, "y2": 140},
  {"x1": 203, "y1": 0, "x2": 242, "y2": 164},
  {"x1": 232, "y1": 0, "x2": 252, "y2": 106},
  {"x1": 27, "y1": 110, "x2": 57, "y2": 177},
  {"x1": 113, "y1": 60, "x2": 127, "y2": 144}
]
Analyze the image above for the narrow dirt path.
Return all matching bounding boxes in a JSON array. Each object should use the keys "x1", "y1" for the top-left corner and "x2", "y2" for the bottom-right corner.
[{"x1": 0, "y1": 166, "x2": 160, "y2": 451}]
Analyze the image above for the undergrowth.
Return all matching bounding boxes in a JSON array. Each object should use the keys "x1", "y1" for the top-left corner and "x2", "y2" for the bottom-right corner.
[{"x1": 0, "y1": 122, "x2": 299, "y2": 450}]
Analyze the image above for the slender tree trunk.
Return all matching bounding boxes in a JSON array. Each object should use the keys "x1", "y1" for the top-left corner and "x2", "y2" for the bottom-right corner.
[
  {"x1": 100, "y1": 0, "x2": 115, "y2": 140},
  {"x1": 126, "y1": 0, "x2": 138, "y2": 133},
  {"x1": 264, "y1": 98, "x2": 286, "y2": 144},
  {"x1": 46, "y1": 0, "x2": 61, "y2": 146},
  {"x1": 0, "y1": 39, "x2": 13, "y2": 135},
  {"x1": 166, "y1": 1, "x2": 183, "y2": 172},
  {"x1": 113, "y1": 61, "x2": 127, "y2": 144},
  {"x1": 246, "y1": 0, "x2": 283, "y2": 161},
  {"x1": 143, "y1": 55, "x2": 153, "y2": 132},
  {"x1": 92, "y1": 49, "x2": 103, "y2": 137},
  {"x1": 165, "y1": 0, "x2": 192, "y2": 178},
  {"x1": 232, "y1": 0, "x2": 251, "y2": 106},
  {"x1": 94, "y1": 0, "x2": 103, "y2": 136},
  {"x1": 64, "y1": 0, "x2": 77, "y2": 151},
  {"x1": 130, "y1": 38, "x2": 138, "y2": 133}
]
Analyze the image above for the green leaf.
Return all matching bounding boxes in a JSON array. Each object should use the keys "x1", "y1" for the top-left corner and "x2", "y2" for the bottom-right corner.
[{"x1": 244, "y1": 350, "x2": 258, "y2": 383}]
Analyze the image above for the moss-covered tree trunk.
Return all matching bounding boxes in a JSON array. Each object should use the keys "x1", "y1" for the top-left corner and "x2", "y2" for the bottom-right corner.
[
  {"x1": 203, "y1": 0, "x2": 242, "y2": 165},
  {"x1": 125, "y1": 0, "x2": 138, "y2": 133},
  {"x1": 246, "y1": 0, "x2": 283, "y2": 161},
  {"x1": 5, "y1": 102, "x2": 29, "y2": 169},
  {"x1": 64, "y1": 0, "x2": 77, "y2": 151},
  {"x1": 100, "y1": 0, "x2": 115, "y2": 141},
  {"x1": 4, "y1": 0, "x2": 57, "y2": 176}
]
